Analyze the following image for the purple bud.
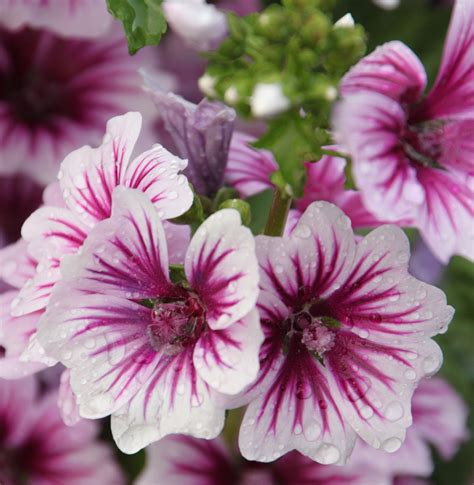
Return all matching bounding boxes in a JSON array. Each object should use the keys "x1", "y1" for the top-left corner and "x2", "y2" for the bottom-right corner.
[{"x1": 144, "y1": 73, "x2": 236, "y2": 196}]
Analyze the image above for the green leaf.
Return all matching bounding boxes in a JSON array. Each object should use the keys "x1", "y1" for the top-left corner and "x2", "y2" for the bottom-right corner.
[
  {"x1": 254, "y1": 111, "x2": 321, "y2": 196},
  {"x1": 107, "y1": 0, "x2": 167, "y2": 54}
]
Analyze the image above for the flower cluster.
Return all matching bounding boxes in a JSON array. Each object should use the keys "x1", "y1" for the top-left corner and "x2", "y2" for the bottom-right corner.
[{"x1": 0, "y1": 0, "x2": 471, "y2": 483}]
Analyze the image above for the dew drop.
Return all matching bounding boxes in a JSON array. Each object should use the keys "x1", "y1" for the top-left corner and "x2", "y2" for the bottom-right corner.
[
  {"x1": 296, "y1": 224, "x2": 311, "y2": 239},
  {"x1": 315, "y1": 443, "x2": 340, "y2": 464},
  {"x1": 382, "y1": 437, "x2": 402, "y2": 453},
  {"x1": 422, "y1": 354, "x2": 440, "y2": 374},
  {"x1": 404, "y1": 369, "x2": 416, "y2": 380},
  {"x1": 385, "y1": 401, "x2": 404, "y2": 422},
  {"x1": 305, "y1": 422, "x2": 321, "y2": 441},
  {"x1": 360, "y1": 405, "x2": 374, "y2": 419}
]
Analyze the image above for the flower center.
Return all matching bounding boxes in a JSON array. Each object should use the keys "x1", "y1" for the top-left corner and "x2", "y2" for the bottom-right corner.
[
  {"x1": 285, "y1": 307, "x2": 339, "y2": 360},
  {"x1": 147, "y1": 296, "x2": 206, "y2": 355},
  {"x1": 400, "y1": 120, "x2": 445, "y2": 168}
]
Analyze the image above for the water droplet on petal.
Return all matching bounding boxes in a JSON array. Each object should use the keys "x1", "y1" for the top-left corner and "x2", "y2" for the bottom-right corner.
[
  {"x1": 422, "y1": 354, "x2": 440, "y2": 374},
  {"x1": 385, "y1": 401, "x2": 404, "y2": 422},
  {"x1": 304, "y1": 422, "x2": 321, "y2": 441},
  {"x1": 315, "y1": 443, "x2": 340, "y2": 464},
  {"x1": 360, "y1": 405, "x2": 374, "y2": 419},
  {"x1": 295, "y1": 223, "x2": 311, "y2": 239},
  {"x1": 404, "y1": 369, "x2": 416, "y2": 380},
  {"x1": 382, "y1": 437, "x2": 402, "y2": 453}
]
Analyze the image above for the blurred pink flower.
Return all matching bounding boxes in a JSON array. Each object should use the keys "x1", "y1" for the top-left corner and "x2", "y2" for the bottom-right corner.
[
  {"x1": 37, "y1": 188, "x2": 262, "y2": 453},
  {"x1": 0, "y1": 25, "x2": 155, "y2": 184},
  {"x1": 349, "y1": 377, "x2": 469, "y2": 482},
  {"x1": 334, "y1": 0, "x2": 474, "y2": 263},
  {"x1": 0, "y1": 0, "x2": 112, "y2": 38},
  {"x1": 137, "y1": 434, "x2": 389, "y2": 485},
  {"x1": 228, "y1": 201, "x2": 452, "y2": 465},
  {"x1": 0, "y1": 376, "x2": 124, "y2": 484}
]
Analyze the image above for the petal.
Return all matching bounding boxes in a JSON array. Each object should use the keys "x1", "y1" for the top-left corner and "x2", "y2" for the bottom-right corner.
[
  {"x1": 37, "y1": 292, "x2": 161, "y2": 419},
  {"x1": 59, "y1": 112, "x2": 142, "y2": 226},
  {"x1": 11, "y1": 263, "x2": 60, "y2": 316},
  {"x1": 144, "y1": 86, "x2": 235, "y2": 196},
  {"x1": 193, "y1": 309, "x2": 263, "y2": 395},
  {"x1": 185, "y1": 209, "x2": 259, "y2": 330},
  {"x1": 0, "y1": 291, "x2": 47, "y2": 379},
  {"x1": 419, "y1": 0, "x2": 474, "y2": 120},
  {"x1": 326, "y1": 333, "x2": 443, "y2": 454},
  {"x1": 412, "y1": 377, "x2": 469, "y2": 460},
  {"x1": 0, "y1": 0, "x2": 113, "y2": 39},
  {"x1": 0, "y1": 239, "x2": 37, "y2": 289},
  {"x1": 21, "y1": 206, "x2": 88, "y2": 263},
  {"x1": 58, "y1": 369, "x2": 81, "y2": 426},
  {"x1": 333, "y1": 92, "x2": 422, "y2": 222},
  {"x1": 340, "y1": 41, "x2": 426, "y2": 104},
  {"x1": 111, "y1": 348, "x2": 225, "y2": 454},
  {"x1": 239, "y1": 343, "x2": 356, "y2": 464},
  {"x1": 257, "y1": 201, "x2": 357, "y2": 308},
  {"x1": 163, "y1": 221, "x2": 191, "y2": 265},
  {"x1": 59, "y1": 187, "x2": 173, "y2": 300},
  {"x1": 298, "y1": 153, "x2": 384, "y2": 229},
  {"x1": 326, "y1": 225, "x2": 454, "y2": 340},
  {"x1": 136, "y1": 436, "x2": 234, "y2": 485},
  {"x1": 225, "y1": 132, "x2": 277, "y2": 197},
  {"x1": 416, "y1": 168, "x2": 474, "y2": 263},
  {"x1": 122, "y1": 144, "x2": 193, "y2": 219}
]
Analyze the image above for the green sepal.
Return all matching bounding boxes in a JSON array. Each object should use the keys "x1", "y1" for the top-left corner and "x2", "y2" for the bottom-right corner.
[
  {"x1": 169, "y1": 264, "x2": 187, "y2": 285},
  {"x1": 169, "y1": 192, "x2": 205, "y2": 225},
  {"x1": 212, "y1": 187, "x2": 240, "y2": 211}
]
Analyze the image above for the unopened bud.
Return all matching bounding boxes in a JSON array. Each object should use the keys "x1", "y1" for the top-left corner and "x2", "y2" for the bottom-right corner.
[{"x1": 251, "y1": 82, "x2": 291, "y2": 118}]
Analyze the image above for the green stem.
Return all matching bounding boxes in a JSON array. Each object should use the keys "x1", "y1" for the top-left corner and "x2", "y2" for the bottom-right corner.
[
  {"x1": 264, "y1": 188, "x2": 292, "y2": 237},
  {"x1": 319, "y1": 148, "x2": 350, "y2": 160}
]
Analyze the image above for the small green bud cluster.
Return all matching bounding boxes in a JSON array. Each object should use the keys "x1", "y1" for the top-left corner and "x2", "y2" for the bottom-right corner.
[{"x1": 204, "y1": 1, "x2": 366, "y2": 121}]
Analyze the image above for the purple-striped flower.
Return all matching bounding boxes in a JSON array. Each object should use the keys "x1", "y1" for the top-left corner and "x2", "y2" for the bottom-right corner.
[
  {"x1": 0, "y1": 24, "x2": 154, "y2": 184},
  {"x1": 230, "y1": 201, "x2": 452, "y2": 465},
  {"x1": 334, "y1": 0, "x2": 474, "y2": 263},
  {"x1": 37, "y1": 187, "x2": 262, "y2": 453},
  {"x1": 0, "y1": 0, "x2": 112, "y2": 38},
  {"x1": 0, "y1": 376, "x2": 124, "y2": 484},
  {"x1": 136, "y1": 434, "x2": 387, "y2": 485},
  {"x1": 12, "y1": 112, "x2": 193, "y2": 318}
]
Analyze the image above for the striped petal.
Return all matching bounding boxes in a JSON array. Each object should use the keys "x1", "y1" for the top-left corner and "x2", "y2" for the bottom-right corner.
[
  {"x1": 111, "y1": 348, "x2": 225, "y2": 454},
  {"x1": 58, "y1": 187, "x2": 173, "y2": 300},
  {"x1": 185, "y1": 209, "x2": 259, "y2": 330}
]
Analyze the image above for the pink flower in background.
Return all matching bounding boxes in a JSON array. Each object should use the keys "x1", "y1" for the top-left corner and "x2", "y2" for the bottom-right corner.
[
  {"x1": 349, "y1": 377, "x2": 469, "y2": 482},
  {"x1": 0, "y1": 376, "x2": 124, "y2": 484},
  {"x1": 231, "y1": 201, "x2": 452, "y2": 465},
  {"x1": 0, "y1": 25, "x2": 155, "y2": 184},
  {"x1": 0, "y1": 0, "x2": 112, "y2": 38},
  {"x1": 225, "y1": 135, "x2": 385, "y2": 229},
  {"x1": 334, "y1": 0, "x2": 474, "y2": 263},
  {"x1": 137, "y1": 435, "x2": 388, "y2": 485},
  {"x1": 0, "y1": 174, "x2": 42, "y2": 249},
  {"x1": 37, "y1": 187, "x2": 262, "y2": 453},
  {"x1": 12, "y1": 111, "x2": 192, "y2": 317}
]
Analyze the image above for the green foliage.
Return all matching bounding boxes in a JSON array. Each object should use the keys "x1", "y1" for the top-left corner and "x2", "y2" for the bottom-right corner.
[
  {"x1": 106, "y1": 0, "x2": 167, "y2": 54},
  {"x1": 204, "y1": 1, "x2": 366, "y2": 195},
  {"x1": 433, "y1": 257, "x2": 474, "y2": 484}
]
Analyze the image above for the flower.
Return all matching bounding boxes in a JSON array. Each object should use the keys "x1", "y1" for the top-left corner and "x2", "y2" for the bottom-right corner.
[
  {"x1": 136, "y1": 434, "x2": 388, "y2": 485},
  {"x1": 225, "y1": 135, "x2": 384, "y2": 229},
  {"x1": 37, "y1": 187, "x2": 262, "y2": 453},
  {"x1": 0, "y1": 25, "x2": 155, "y2": 184},
  {"x1": 0, "y1": 0, "x2": 112, "y2": 38},
  {"x1": 349, "y1": 377, "x2": 469, "y2": 482},
  {"x1": 163, "y1": 0, "x2": 228, "y2": 51},
  {"x1": 144, "y1": 77, "x2": 236, "y2": 196},
  {"x1": 12, "y1": 111, "x2": 193, "y2": 317},
  {"x1": 333, "y1": 0, "x2": 474, "y2": 263},
  {"x1": 231, "y1": 201, "x2": 452, "y2": 465},
  {"x1": 0, "y1": 376, "x2": 124, "y2": 484},
  {"x1": 0, "y1": 174, "x2": 42, "y2": 248},
  {"x1": 250, "y1": 83, "x2": 291, "y2": 118}
]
